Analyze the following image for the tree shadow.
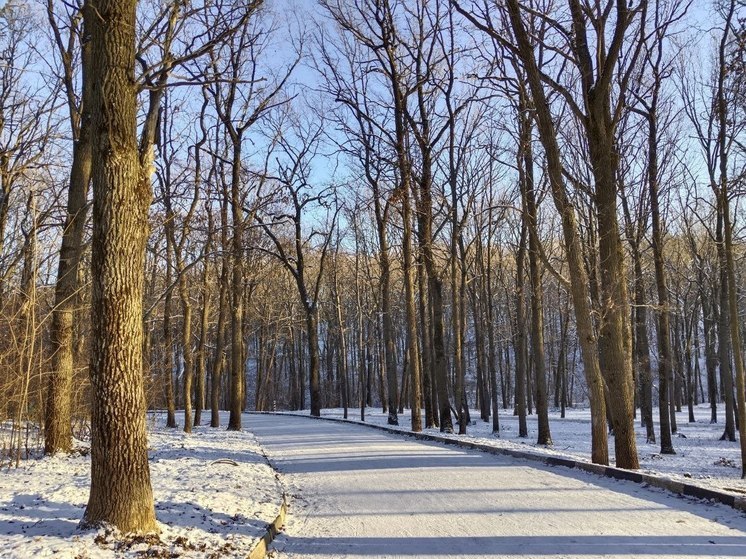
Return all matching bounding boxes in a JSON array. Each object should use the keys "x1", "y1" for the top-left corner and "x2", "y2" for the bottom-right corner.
[{"x1": 0, "y1": 494, "x2": 82, "y2": 538}]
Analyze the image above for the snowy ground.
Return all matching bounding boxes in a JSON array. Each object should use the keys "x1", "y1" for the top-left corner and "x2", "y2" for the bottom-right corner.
[
  {"x1": 251, "y1": 413, "x2": 746, "y2": 559},
  {"x1": 0, "y1": 412, "x2": 283, "y2": 558},
  {"x1": 2, "y1": 405, "x2": 743, "y2": 558},
  {"x1": 288, "y1": 403, "x2": 746, "y2": 498}
]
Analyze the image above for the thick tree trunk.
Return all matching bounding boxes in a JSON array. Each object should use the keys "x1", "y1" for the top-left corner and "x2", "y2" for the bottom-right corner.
[
  {"x1": 82, "y1": 0, "x2": 157, "y2": 532},
  {"x1": 714, "y1": 3, "x2": 746, "y2": 472},
  {"x1": 431, "y1": 279, "x2": 453, "y2": 433},
  {"x1": 723, "y1": 196, "x2": 746, "y2": 477},
  {"x1": 590, "y1": 121, "x2": 639, "y2": 468},
  {"x1": 645, "y1": 112, "x2": 674, "y2": 454}
]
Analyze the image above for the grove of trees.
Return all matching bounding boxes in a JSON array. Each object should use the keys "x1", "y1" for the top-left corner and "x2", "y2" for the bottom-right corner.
[{"x1": 2, "y1": 0, "x2": 746, "y2": 532}]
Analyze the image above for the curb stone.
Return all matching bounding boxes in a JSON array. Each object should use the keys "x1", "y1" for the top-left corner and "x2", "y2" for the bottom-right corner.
[
  {"x1": 247, "y1": 494, "x2": 288, "y2": 559},
  {"x1": 250, "y1": 411, "x2": 746, "y2": 514},
  {"x1": 248, "y1": 436, "x2": 290, "y2": 559}
]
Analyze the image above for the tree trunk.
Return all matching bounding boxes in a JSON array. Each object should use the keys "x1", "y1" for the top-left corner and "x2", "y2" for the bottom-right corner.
[
  {"x1": 307, "y1": 308, "x2": 321, "y2": 417},
  {"x1": 723, "y1": 195, "x2": 746, "y2": 476},
  {"x1": 633, "y1": 253, "x2": 655, "y2": 444},
  {"x1": 452, "y1": 240, "x2": 465, "y2": 435},
  {"x1": 194, "y1": 261, "x2": 209, "y2": 426},
  {"x1": 585, "y1": 89, "x2": 639, "y2": 469},
  {"x1": 82, "y1": 0, "x2": 157, "y2": 532},
  {"x1": 228, "y1": 142, "x2": 244, "y2": 431},
  {"x1": 402, "y1": 183, "x2": 422, "y2": 432},
  {"x1": 45, "y1": 113, "x2": 92, "y2": 455},
  {"x1": 520, "y1": 106, "x2": 551, "y2": 445},
  {"x1": 418, "y1": 258, "x2": 435, "y2": 428},
  {"x1": 179, "y1": 277, "x2": 193, "y2": 434},
  {"x1": 211, "y1": 198, "x2": 230, "y2": 428},
  {"x1": 375, "y1": 199, "x2": 398, "y2": 425},
  {"x1": 505, "y1": 0, "x2": 608, "y2": 465},
  {"x1": 514, "y1": 221, "x2": 528, "y2": 438},
  {"x1": 714, "y1": 1, "x2": 746, "y2": 472},
  {"x1": 717, "y1": 212, "x2": 737, "y2": 442}
]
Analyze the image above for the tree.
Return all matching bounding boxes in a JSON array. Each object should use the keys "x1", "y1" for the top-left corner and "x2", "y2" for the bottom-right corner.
[
  {"x1": 205, "y1": 5, "x2": 295, "y2": 429},
  {"x1": 627, "y1": 0, "x2": 690, "y2": 454},
  {"x1": 44, "y1": 0, "x2": 93, "y2": 455},
  {"x1": 714, "y1": 0, "x2": 746, "y2": 475},
  {"x1": 257, "y1": 113, "x2": 338, "y2": 418},
  {"x1": 456, "y1": 0, "x2": 609, "y2": 465},
  {"x1": 81, "y1": 0, "x2": 157, "y2": 533}
]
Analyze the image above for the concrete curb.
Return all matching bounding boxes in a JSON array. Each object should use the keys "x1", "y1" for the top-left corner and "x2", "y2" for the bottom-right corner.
[
  {"x1": 251, "y1": 411, "x2": 746, "y2": 513},
  {"x1": 247, "y1": 435, "x2": 290, "y2": 559},
  {"x1": 247, "y1": 494, "x2": 288, "y2": 559}
]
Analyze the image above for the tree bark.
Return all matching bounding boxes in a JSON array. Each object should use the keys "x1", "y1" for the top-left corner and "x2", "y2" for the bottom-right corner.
[
  {"x1": 211, "y1": 188, "x2": 230, "y2": 428},
  {"x1": 82, "y1": 0, "x2": 157, "y2": 532},
  {"x1": 228, "y1": 142, "x2": 244, "y2": 431},
  {"x1": 45, "y1": 15, "x2": 93, "y2": 454},
  {"x1": 45, "y1": 119, "x2": 91, "y2": 455}
]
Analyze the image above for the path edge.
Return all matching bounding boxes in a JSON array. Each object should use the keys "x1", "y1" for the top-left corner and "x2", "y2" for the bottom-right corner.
[
  {"x1": 247, "y1": 435, "x2": 289, "y2": 559},
  {"x1": 250, "y1": 411, "x2": 746, "y2": 514},
  {"x1": 247, "y1": 493, "x2": 288, "y2": 559}
]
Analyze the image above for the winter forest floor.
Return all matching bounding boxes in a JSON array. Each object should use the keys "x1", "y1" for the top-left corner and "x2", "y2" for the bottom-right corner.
[
  {"x1": 0, "y1": 412, "x2": 283, "y2": 558},
  {"x1": 0, "y1": 404, "x2": 745, "y2": 558}
]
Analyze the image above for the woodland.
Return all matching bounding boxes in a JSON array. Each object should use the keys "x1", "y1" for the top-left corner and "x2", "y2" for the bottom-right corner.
[{"x1": 1, "y1": 0, "x2": 746, "y2": 534}]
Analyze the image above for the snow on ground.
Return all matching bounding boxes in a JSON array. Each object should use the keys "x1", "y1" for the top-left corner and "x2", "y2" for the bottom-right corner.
[
  {"x1": 0, "y1": 411, "x2": 283, "y2": 558},
  {"x1": 251, "y1": 414, "x2": 746, "y2": 559},
  {"x1": 290, "y1": 403, "x2": 746, "y2": 498}
]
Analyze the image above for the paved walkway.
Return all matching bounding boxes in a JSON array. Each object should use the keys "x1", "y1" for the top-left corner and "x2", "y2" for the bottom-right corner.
[{"x1": 247, "y1": 414, "x2": 746, "y2": 558}]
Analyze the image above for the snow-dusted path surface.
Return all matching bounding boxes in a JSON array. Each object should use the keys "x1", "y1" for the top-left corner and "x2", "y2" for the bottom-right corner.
[{"x1": 248, "y1": 414, "x2": 746, "y2": 559}]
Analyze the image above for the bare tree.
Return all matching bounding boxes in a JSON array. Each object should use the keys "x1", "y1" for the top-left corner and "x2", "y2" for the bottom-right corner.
[
  {"x1": 205, "y1": 4, "x2": 296, "y2": 429},
  {"x1": 257, "y1": 112, "x2": 338, "y2": 417}
]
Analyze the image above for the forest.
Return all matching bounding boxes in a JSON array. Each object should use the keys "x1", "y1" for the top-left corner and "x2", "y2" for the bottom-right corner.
[{"x1": 1, "y1": 0, "x2": 746, "y2": 536}]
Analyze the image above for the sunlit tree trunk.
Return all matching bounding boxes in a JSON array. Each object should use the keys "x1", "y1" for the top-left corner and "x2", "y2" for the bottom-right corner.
[{"x1": 82, "y1": 0, "x2": 157, "y2": 532}]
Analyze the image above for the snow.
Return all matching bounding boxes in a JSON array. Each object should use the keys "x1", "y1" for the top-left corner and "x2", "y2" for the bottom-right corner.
[
  {"x1": 286, "y1": 403, "x2": 746, "y2": 499},
  {"x1": 0, "y1": 412, "x2": 284, "y2": 558},
  {"x1": 249, "y1": 413, "x2": 746, "y2": 559},
  {"x1": 2, "y1": 404, "x2": 745, "y2": 558}
]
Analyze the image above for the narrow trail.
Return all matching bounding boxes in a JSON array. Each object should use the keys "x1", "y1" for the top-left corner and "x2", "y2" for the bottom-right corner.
[{"x1": 247, "y1": 414, "x2": 746, "y2": 559}]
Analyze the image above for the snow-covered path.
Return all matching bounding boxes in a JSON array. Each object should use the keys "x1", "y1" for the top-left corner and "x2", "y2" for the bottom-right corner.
[{"x1": 248, "y1": 414, "x2": 746, "y2": 559}]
